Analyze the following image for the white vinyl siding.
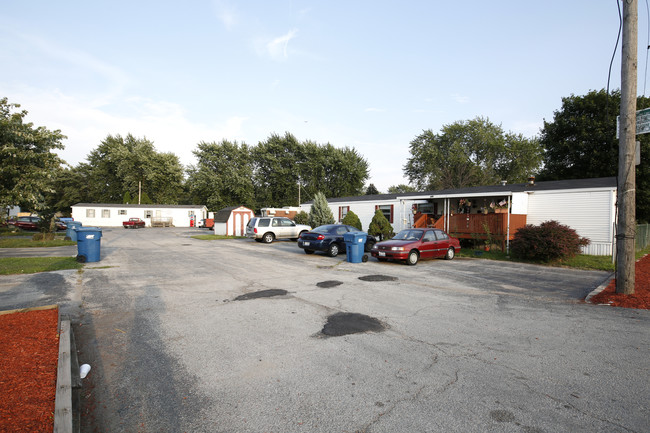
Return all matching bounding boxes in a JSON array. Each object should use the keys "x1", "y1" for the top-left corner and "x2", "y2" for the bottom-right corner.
[{"x1": 526, "y1": 189, "x2": 615, "y2": 255}]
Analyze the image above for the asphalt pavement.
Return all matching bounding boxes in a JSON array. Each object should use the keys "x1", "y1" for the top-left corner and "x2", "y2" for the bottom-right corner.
[{"x1": 0, "y1": 228, "x2": 648, "y2": 432}]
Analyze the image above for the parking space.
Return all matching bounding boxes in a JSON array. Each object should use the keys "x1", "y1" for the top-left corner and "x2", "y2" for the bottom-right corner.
[{"x1": 1, "y1": 228, "x2": 648, "y2": 432}]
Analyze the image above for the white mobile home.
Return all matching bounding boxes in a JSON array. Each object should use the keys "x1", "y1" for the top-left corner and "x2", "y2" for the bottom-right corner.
[
  {"x1": 71, "y1": 203, "x2": 208, "y2": 228},
  {"x1": 300, "y1": 177, "x2": 617, "y2": 256}
]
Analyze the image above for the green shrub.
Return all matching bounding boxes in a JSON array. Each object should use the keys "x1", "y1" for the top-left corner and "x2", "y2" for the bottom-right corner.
[
  {"x1": 341, "y1": 210, "x2": 362, "y2": 230},
  {"x1": 511, "y1": 220, "x2": 589, "y2": 262},
  {"x1": 293, "y1": 211, "x2": 310, "y2": 226},
  {"x1": 32, "y1": 232, "x2": 56, "y2": 241},
  {"x1": 368, "y1": 209, "x2": 393, "y2": 241}
]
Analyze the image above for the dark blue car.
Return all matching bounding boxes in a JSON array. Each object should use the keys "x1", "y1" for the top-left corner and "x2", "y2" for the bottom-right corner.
[{"x1": 297, "y1": 224, "x2": 376, "y2": 257}]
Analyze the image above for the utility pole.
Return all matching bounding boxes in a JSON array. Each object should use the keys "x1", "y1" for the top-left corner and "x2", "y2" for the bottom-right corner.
[{"x1": 617, "y1": 0, "x2": 637, "y2": 294}]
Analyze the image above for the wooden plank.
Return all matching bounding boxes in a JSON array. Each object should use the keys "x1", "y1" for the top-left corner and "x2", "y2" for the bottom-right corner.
[
  {"x1": 0, "y1": 304, "x2": 58, "y2": 316},
  {"x1": 54, "y1": 320, "x2": 72, "y2": 433}
]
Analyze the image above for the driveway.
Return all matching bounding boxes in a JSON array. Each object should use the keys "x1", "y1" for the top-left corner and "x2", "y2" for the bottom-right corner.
[{"x1": 0, "y1": 228, "x2": 647, "y2": 432}]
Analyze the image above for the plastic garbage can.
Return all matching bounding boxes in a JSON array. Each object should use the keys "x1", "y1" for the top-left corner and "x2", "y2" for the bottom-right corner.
[
  {"x1": 75, "y1": 227, "x2": 102, "y2": 263},
  {"x1": 65, "y1": 221, "x2": 83, "y2": 241},
  {"x1": 343, "y1": 231, "x2": 368, "y2": 263}
]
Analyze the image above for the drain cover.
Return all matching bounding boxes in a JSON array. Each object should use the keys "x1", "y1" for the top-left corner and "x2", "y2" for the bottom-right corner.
[
  {"x1": 316, "y1": 280, "x2": 344, "y2": 288},
  {"x1": 235, "y1": 289, "x2": 288, "y2": 301},
  {"x1": 320, "y1": 312, "x2": 385, "y2": 337},
  {"x1": 358, "y1": 275, "x2": 398, "y2": 282}
]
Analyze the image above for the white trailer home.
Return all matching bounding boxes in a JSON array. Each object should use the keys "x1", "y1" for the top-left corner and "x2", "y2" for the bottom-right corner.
[
  {"x1": 300, "y1": 177, "x2": 617, "y2": 256},
  {"x1": 71, "y1": 203, "x2": 208, "y2": 228}
]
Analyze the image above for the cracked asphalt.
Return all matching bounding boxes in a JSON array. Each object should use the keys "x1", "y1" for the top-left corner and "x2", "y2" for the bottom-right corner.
[{"x1": 0, "y1": 228, "x2": 648, "y2": 432}]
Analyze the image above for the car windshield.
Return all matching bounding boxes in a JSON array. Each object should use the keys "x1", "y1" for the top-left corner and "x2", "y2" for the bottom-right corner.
[{"x1": 392, "y1": 230, "x2": 423, "y2": 241}]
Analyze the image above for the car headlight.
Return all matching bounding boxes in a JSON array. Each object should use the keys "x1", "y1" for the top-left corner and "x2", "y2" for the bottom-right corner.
[{"x1": 391, "y1": 247, "x2": 404, "y2": 251}]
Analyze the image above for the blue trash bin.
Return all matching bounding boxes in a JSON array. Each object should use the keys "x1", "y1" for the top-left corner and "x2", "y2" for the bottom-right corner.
[
  {"x1": 343, "y1": 231, "x2": 368, "y2": 263},
  {"x1": 66, "y1": 221, "x2": 83, "y2": 241},
  {"x1": 75, "y1": 227, "x2": 102, "y2": 263}
]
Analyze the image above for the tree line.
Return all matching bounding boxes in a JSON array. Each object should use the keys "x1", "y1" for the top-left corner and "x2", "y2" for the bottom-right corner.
[{"x1": 2, "y1": 89, "x2": 649, "y2": 225}]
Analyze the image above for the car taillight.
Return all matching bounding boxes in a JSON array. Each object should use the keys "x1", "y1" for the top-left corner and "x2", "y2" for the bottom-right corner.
[
  {"x1": 254, "y1": 228, "x2": 258, "y2": 233},
  {"x1": 317, "y1": 234, "x2": 325, "y2": 240}
]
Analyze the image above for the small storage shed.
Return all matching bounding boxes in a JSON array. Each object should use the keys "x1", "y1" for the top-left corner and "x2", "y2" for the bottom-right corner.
[{"x1": 213, "y1": 206, "x2": 255, "y2": 236}]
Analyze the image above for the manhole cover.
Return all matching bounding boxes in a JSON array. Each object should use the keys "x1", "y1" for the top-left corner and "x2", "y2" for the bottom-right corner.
[
  {"x1": 320, "y1": 312, "x2": 385, "y2": 337},
  {"x1": 234, "y1": 289, "x2": 288, "y2": 301},
  {"x1": 316, "y1": 280, "x2": 343, "y2": 288},
  {"x1": 358, "y1": 275, "x2": 398, "y2": 282}
]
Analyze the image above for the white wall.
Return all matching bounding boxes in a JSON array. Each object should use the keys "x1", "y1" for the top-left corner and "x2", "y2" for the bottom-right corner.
[{"x1": 526, "y1": 189, "x2": 616, "y2": 255}]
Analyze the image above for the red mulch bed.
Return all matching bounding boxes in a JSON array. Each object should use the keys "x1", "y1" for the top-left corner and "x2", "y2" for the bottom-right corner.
[
  {"x1": 590, "y1": 254, "x2": 650, "y2": 309},
  {"x1": 0, "y1": 308, "x2": 59, "y2": 432}
]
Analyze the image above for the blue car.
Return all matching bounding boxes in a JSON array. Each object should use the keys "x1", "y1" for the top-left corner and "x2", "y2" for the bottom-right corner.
[{"x1": 298, "y1": 224, "x2": 376, "y2": 257}]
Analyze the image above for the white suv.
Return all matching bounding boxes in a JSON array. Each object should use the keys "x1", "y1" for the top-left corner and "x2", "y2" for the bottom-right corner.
[{"x1": 246, "y1": 217, "x2": 311, "y2": 243}]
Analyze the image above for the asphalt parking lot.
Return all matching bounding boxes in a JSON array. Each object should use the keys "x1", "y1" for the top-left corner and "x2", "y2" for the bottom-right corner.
[{"x1": 1, "y1": 228, "x2": 648, "y2": 432}]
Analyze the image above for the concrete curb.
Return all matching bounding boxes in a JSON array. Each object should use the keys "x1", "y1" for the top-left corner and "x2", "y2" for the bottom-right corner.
[{"x1": 585, "y1": 273, "x2": 615, "y2": 304}]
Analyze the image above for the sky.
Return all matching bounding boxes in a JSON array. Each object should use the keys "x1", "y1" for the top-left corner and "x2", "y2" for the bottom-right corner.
[{"x1": 1, "y1": 1, "x2": 647, "y2": 192}]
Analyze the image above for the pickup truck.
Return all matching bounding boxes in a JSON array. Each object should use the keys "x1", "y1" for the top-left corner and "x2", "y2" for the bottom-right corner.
[{"x1": 123, "y1": 218, "x2": 146, "y2": 229}]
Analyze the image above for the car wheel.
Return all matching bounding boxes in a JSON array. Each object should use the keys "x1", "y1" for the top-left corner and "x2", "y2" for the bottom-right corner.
[
  {"x1": 304, "y1": 249, "x2": 315, "y2": 255},
  {"x1": 445, "y1": 247, "x2": 455, "y2": 260},
  {"x1": 406, "y1": 250, "x2": 419, "y2": 266},
  {"x1": 364, "y1": 240, "x2": 376, "y2": 252},
  {"x1": 262, "y1": 232, "x2": 275, "y2": 243},
  {"x1": 327, "y1": 243, "x2": 340, "y2": 257}
]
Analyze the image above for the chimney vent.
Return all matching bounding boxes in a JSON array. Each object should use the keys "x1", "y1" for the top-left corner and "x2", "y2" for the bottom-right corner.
[
  {"x1": 500, "y1": 180, "x2": 507, "y2": 186},
  {"x1": 527, "y1": 175, "x2": 536, "y2": 185}
]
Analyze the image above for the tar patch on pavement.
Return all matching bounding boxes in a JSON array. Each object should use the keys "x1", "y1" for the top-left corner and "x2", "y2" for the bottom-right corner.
[
  {"x1": 234, "y1": 289, "x2": 288, "y2": 301},
  {"x1": 358, "y1": 275, "x2": 398, "y2": 282},
  {"x1": 319, "y1": 312, "x2": 385, "y2": 337},
  {"x1": 316, "y1": 280, "x2": 344, "y2": 288}
]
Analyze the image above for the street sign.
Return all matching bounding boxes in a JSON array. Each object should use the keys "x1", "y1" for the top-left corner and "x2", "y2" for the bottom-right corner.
[{"x1": 616, "y1": 107, "x2": 650, "y2": 137}]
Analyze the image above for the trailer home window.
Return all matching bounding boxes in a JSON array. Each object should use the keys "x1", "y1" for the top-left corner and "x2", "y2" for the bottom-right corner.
[
  {"x1": 145, "y1": 210, "x2": 152, "y2": 218},
  {"x1": 86, "y1": 209, "x2": 95, "y2": 218},
  {"x1": 102, "y1": 209, "x2": 110, "y2": 218},
  {"x1": 118, "y1": 209, "x2": 127, "y2": 215}
]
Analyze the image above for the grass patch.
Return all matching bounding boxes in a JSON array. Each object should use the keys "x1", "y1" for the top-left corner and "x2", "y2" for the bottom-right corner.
[
  {"x1": 191, "y1": 235, "x2": 246, "y2": 240},
  {"x1": 0, "y1": 237, "x2": 76, "y2": 248},
  {"x1": 0, "y1": 257, "x2": 83, "y2": 275},
  {"x1": 458, "y1": 247, "x2": 618, "y2": 272}
]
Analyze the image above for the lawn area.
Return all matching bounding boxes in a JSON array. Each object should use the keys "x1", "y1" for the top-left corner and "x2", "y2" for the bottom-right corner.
[
  {"x1": 0, "y1": 237, "x2": 75, "y2": 248},
  {"x1": 0, "y1": 257, "x2": 83, "y2": 275},
  {"x1": 457, "y1": 247, "x2": 650, "y2": 272}
]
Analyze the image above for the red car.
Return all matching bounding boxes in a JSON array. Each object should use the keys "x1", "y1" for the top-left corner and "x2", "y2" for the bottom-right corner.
[
  {"x1": 371, "y1": 228, "x2": 460, "y2": 265},
  {"x1": 123, "y1": 218, "x2": 146, "y2": 229},
  {"x1": 13, "y1": 216, "x2": 66, "y2": 231}
]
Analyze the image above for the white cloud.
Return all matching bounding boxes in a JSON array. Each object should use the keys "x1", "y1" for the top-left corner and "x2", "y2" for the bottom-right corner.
[
  {"x1": 213, "y1": 1, "x2": 238, "y2": 30},
  {"x1": 364, "y1": 107, "x2": 386, "y2": 113},
  {"x1": 266, "y1": 29, "x2": 298, "y2": 61},
  {"x1": 6, "y1": 88, "x2": 248, "y2": 168},
  {"x1": 452, "y1": 93, "x2": 470, "y2": 104}
]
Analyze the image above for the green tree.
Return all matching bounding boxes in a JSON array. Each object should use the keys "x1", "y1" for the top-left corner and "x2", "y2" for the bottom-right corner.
[
  {"x1": 404, "y1": 117, "x2": 542, "y2": 190},
  {"x1": 253, "y1": 133, "x2": 369, "y2": 208},
  {"x1": 368, "y1": 209, "x2": 393, "y2": 240},
  {"x1": 188, "y1": 140, "x2": 254, "y2": 210},
  {"x1": 365, "y1": 184, "x2": 379, "y2": 195},
  {"x1": 0, "y1": 97, "x2": 66, "y2": 215},
  {"x1": 341, "y1": 210, "x2": 362, "y2": 230},
  {"x1": 84, "y1": 134, "x2": 184, "y2": 204},
  {"x1": 539, "y1": 89, "x2": 650, "y2": 222},
  {"x1": 309, "y1": 191, "x2": 335, "y2": 227},
  {"x1": 388, "y1": 184, "x2": 417, "y2": 194},
  {"x1": 123, "y1": 191, "x2": 132, "y2": 204}
]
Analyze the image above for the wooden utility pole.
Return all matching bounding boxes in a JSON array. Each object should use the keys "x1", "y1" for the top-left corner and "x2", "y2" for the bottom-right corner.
[{"x1": 617, "y1": 0, "x2": 637, "y2": 294}]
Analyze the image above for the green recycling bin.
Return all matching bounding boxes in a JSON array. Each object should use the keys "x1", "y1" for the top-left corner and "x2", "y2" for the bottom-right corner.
[
  {"x1": 343, "y1": 231, "x2": 368, "y2": 263},
  {"x1": 75, "y1": 227, "x2": 102, "y2": 263}
]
